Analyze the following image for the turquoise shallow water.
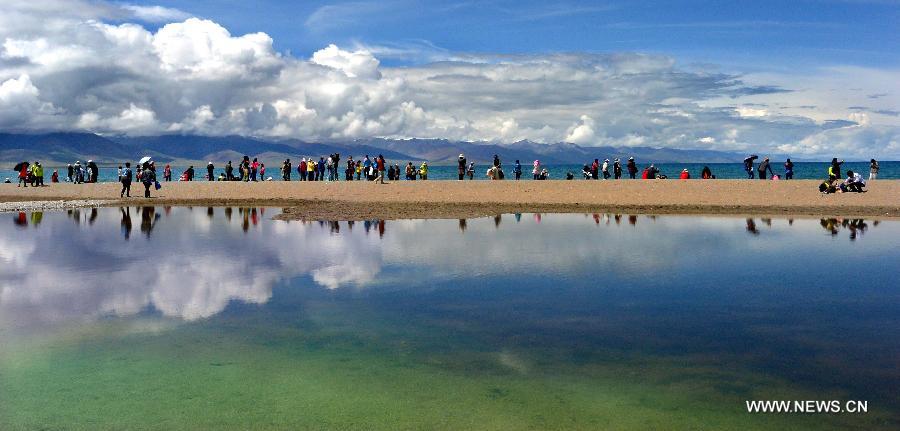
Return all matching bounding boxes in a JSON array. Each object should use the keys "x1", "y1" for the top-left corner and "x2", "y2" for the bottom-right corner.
[{"x1": 1, "y1": 208, "x2": 898, "y2": 430}]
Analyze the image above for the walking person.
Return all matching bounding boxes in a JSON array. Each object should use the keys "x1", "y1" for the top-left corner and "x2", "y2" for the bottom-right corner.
[
  {"x1": 17, "y1": 162, "x2": 29, "y2": 187},
  {"x1": 744, "y1": 155, "x2": 757, "y2": 179},
  {"x1": 784, "y1": 158, "x2": 794, "y2": 180},
  {"x1": 758, "y1": 157, "x2": 774, "y2": 180},
  {"x1": 627, "y1": 157, "x2": 637, "y2": 179},
  {"x1": 591, "y1": 159, "x2": 599, "y2": 179},
  {"x1": 140, "y1": 162, "x2": 156, "y2": 198},
  {"x1": 120, "y1": 162, "x2": 133, "y2": 197},
  {"x1": 869, "y1": 159, "x2": 879, "y2": 181},
  {"x1": 602, "y1": 159, "x2": 610, "y2": 179}
]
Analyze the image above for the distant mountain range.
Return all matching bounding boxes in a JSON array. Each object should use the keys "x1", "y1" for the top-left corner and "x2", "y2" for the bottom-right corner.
[{"x1": 2, "y1": 132, "x2": 786, "y2": 167}]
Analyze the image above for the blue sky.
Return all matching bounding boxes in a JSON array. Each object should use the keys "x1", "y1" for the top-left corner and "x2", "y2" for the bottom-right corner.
[
  {"x1": 1, "y1": 0, "x2": 897, "y2": 157},
  {"x1": 128, "y1": 0, "x2": 900, "y2": 69}
]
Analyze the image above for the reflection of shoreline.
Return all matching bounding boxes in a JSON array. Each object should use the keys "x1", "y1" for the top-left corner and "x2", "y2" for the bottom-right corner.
[{"x1": 2, "y1": 209, "x2": 893, "y2": 338}]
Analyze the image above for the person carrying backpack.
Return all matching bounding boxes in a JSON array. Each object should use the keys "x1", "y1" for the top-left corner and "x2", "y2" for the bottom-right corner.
[{"x1": 120, "y1": 162, "x2": 133, "y2": 197}]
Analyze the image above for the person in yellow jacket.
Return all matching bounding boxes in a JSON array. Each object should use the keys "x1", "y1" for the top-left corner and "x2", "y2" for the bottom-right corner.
[
  {"x1": 307, "y1": 158, "x2": 316, "y2": 181},
  {"x1": 31, "y1": 161, "x2": 44, "y2": 186},
  {"x1": 419, "y1": 162, "x2": 428, "y2": 180}
]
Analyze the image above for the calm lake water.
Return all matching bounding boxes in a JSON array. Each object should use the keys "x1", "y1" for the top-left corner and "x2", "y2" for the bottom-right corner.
[{"x1": 1, "y1": 208, "x2": 898, "y2": 430}]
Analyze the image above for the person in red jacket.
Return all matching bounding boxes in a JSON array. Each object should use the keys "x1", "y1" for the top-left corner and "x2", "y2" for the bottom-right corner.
[{"x1": 679, "y1": 169, "x2": 690, "y2": 180}]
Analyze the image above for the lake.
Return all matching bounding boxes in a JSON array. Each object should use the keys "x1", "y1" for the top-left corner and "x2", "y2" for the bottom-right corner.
[{"x1": 1, "y1": 208, "x2": 898, "y2": 430}]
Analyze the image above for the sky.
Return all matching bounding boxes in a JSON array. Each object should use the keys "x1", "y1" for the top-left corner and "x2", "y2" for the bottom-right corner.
[{"x1": 0, "y1": 0, "x2": 898, "y2": 158}]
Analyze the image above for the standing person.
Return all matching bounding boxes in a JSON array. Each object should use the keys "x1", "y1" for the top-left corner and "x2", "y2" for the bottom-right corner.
[
  {"x1": 326, "y1": 154, "x2": 334, "y2": 181},
  {"x1": 333, "y1": 153, "x2": 341, "y2": 181},
  {"x1": 260, "y1": 163, "x2": 266, "y2": 180},
  {"x1": 467, "y1": 161, "x2": 475, "y2": 180},
  {"x1": 533, "y1": 160, "x2": 541, "y2": 180},
  {"x1": 140, "y1": 162, "x2": 156, "y2": 198},
  {"x1": 299, "y1": 158, "x2": 307, "y2": 181},
  {"x1": 17, "y1": 162, "x2": 29, "y2": 187},
  {"x1": 627, "y1": 157, "x2": 637, "y2": 179},
  {"x1": 869, "y1": 159, "x2": 879, "y2": 181},
  {"x1": 51, "y1": 169, "x2": 59, "y2": 183},
  {"x1": 308, "y1": 158, "x2": 316, "y2": 181},
  {"x1": 514, "y1": 160, "x2": 522, "y2": 180},
  {"x1": 406, "y1": 162, "x2": 415, "y2": 180},
  {"x1": 120, "y1": 162, "x2": 133, "y2": 197},
  {"x1": 363, "y1": 155, "x2": 371, "y2": 178},
  {"x1": 743, "y1": 155, "x2": 757, "y2": 179},
  {"x1": 346, "y1": 158, "x2": 355, "y2": 181},
  {"x1": 613, "y1": 158, "x2": 622, "y2": 179},
  {"x1": 88, "y1": 160, "x2": 99, "y2": 183},
  {"x1": 457, "y1": 154, "x2": 467, "y2": 180},
  {"x1": 250, "y1": 158, "x2": 259, "y2": 181},
  {"x1": 32, "y1": 162, "x2": 44, "y2": 186},
  {"x1": 419, "y1": 162, "x2": 428, "y2": 180},
  {"x1": 73, "y1": 161, "x2": 83, "y2": 183},
  {"x1": 282, "y1": 159, "x2": 291, "y2": 181},
  {"x1": 375, "y1": 154, "x2": 386, "y2": 184},
  {"x1": 591, "y1": 159, "x2": 599, "y2": 179},
  {"x1": 828, "y1": 158, "x2": 844, "y2": 179},
  {"x1": 355, "y1": 160, "x2": 362, "y2": 180},
  {"x1": 117, "y1": 165, "x2": 123, "y2": 182},
  {"x1": 758, "y1": 157, "x2": 773, "y2": 180},
  {"x1": 207, "y1": 162, "x2": 215, "y2": 181},
  {"x1": 222, "y1": 162, "x2": 231, "y2": 181},
  {"x1": 602, "y1": 159, "x2": 610, "y2": 179},
  {"x1": 784, "y1": 158, "x2": 794, "y2": 180},
  {"x1": 318, "y1": 156, "x2": 326, "y2": 181},
  {"x1": 66, "y1": 163, "x2": 74, "y2": 182},
  {"x1": 493, "y1": 154, "x2": 501, "y2": 169},
  {"x1": 185, "y1": 165, "x2": 195, "y2": 181}
]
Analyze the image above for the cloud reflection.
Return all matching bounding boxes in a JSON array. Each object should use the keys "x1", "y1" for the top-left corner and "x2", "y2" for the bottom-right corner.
[{"x1": 0, "y1": 208, "x2": 890, "y2": 335}]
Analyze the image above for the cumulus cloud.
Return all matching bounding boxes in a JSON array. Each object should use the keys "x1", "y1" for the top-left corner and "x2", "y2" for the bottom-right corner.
[{"x1": 0, "y1": 1, "x2": 898, "y2": 158}]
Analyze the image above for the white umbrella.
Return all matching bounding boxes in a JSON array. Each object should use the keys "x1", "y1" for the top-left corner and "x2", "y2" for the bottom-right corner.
[{"x1": 138, "y1": 156, "x2": 152, "y2": 164}]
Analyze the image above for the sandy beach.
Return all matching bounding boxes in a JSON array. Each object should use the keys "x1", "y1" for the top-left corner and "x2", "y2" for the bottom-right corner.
[{"x1": 1, "y1": 180, "x2": 898, "y2": 219}]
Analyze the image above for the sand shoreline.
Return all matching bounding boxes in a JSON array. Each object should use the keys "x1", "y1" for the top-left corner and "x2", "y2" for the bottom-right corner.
[{"x1": 2, "y1": 180, "x2": 898, "y2": 219}]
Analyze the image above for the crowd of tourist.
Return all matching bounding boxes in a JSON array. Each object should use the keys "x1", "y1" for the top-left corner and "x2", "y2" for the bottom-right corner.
[{"x1": 5, "y1": 154, "x2": 884, "y2": 196}]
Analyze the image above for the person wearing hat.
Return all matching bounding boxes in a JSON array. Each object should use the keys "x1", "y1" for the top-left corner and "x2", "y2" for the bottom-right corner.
[
  {"x1": 207, "y1": 162, "x2": 215, "y2": 181},
  {"x1": 627, "y1": 157, "x2": 637, "y2": 179},
  {"x1": 602, "y1": 159, "x2": 610, "y2": 180},
  {"x1": 457, "y1": 154, "x2": 467, "y2": 181},
  {"x1": 613, "y1": 158, "x2": 622, "y2": 179},
  {"x1": 679, "y1": 168, "x2": 690, "y2": 180}
]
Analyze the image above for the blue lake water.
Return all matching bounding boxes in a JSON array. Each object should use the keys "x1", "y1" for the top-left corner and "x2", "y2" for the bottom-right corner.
[
  {"x1": 6, "y1": 161, "x2": 898, "y2": 182},
  {"x1": 1, "y1": 208, "x2": 898, "y2": 430}
]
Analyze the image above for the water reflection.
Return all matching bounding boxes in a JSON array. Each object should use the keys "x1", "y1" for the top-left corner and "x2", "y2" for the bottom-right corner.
[{"x1": 2, "y1": 208, "x2": 892, "y2": 332}]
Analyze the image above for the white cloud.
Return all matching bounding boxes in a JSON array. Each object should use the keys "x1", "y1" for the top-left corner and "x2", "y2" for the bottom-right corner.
[
  {"x1": 311, "y1": 44, "x2": 381, "y2": 79},
  {"x1": 0, "y1": 1, "x2": 897, "y2": 157},
  {"x1": 121, "y1": 4, "x2": 191, "y2": 23},
  {"x1": 565, "y1": 115, "x2": 596, "y2": 144}
]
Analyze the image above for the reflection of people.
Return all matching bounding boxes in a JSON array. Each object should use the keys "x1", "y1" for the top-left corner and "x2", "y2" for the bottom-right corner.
[
  {"x1": 746, "y1": 218, "x2": 759, "y2": 235},
  {"x1": 140, "y1": 207, "x2": 158, "y2": 236},
  {"x1": 120, "y1": 207, "x2": 132, "y2": 239},
  {"x1": 458, "y1": 219, "x2": 467, "y2": 232}
]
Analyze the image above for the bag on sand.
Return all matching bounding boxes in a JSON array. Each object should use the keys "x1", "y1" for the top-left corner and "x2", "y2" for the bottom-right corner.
[{"x1": 154, "y1": 181, "x2": 161, "y2": 190}]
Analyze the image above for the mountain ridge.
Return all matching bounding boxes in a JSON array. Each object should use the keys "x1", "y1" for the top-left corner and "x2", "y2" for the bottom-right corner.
[{"x1": 2, "y1": 132, "x2": 802, "y2": 166}]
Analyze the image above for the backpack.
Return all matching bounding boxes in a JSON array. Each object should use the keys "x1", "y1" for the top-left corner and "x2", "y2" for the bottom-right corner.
[{"x1": 122, "y1": 168, "x2": 132, "y2": 181}]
